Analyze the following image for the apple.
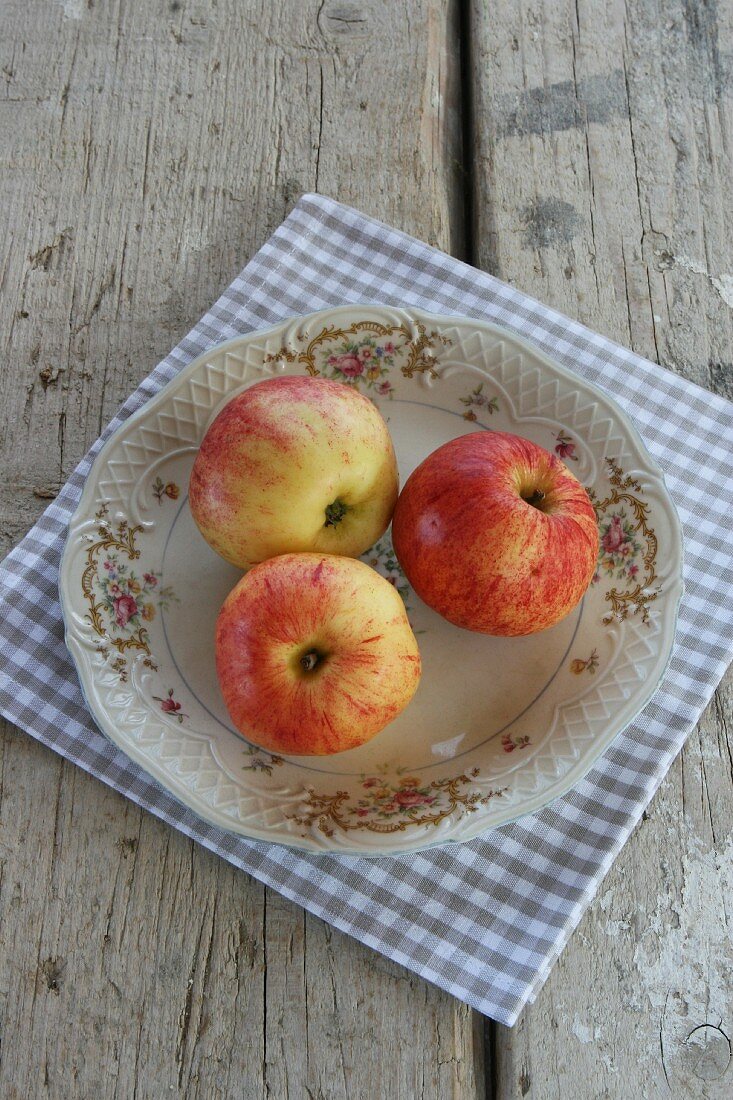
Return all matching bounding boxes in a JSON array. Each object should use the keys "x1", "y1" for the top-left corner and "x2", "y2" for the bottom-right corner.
[
  {"x1": 189, "y1": 376, "x2": 398, "y2": 568},
  {"x1": 215, "y1": 553, "x2": 421, "y2": 755},
  {"x1": 391, "y1": 430, "x2": 599, "y2": 636}
]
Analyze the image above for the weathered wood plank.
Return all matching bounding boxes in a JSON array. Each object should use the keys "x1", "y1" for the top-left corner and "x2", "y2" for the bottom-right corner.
[
  {"x1": 470, "y1": 0, "x2": 733, "y2": 1095},
  {"x1": 0, "y1": 2, "x2": 482, "y2": 1097}
]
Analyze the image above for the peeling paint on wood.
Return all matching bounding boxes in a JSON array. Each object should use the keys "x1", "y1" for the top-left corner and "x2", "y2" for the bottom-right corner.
[
  {"x1": 1, "y1": 0, "x2": 731, "y2": 1095},
  {"x1": 471, "y1": 0, "x2": 733, "y2": 1095}
]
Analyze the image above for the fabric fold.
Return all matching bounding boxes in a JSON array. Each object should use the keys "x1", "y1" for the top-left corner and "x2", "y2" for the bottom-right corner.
[{"x1": 1, "y1": 193, "x2": 732, "y2": 1025}]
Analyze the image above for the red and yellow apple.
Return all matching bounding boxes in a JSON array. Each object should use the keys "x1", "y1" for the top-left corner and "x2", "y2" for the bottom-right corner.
[
  {"x1": 215, "y1": 553, "x2": 421, "y2": 755},
  {"x1": 392, "y1": 430, "x2": 599, "y2": 636},
  {"x1": 189, "y1": 376, "x2": 398, "y2": 569}
]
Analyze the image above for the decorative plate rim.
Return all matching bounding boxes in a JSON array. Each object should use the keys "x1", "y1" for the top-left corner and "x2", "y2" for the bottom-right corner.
[{"x1": 59, "y1": 305, "x2": 684, "y2": 856}]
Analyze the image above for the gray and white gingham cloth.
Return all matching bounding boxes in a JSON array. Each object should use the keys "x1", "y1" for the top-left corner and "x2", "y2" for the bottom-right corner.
[{"x1": 1, "y1": 194, "x2": 732, "y2": 1026}]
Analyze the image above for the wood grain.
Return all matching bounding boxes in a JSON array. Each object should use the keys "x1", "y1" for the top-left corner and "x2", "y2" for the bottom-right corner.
[
  {"x1": 469, "y1": 0, "x2": 733, "y2": 1095},
  {"x1": 0, "y1": 2, "x2": 482, "y2": 1097},
  {"x1": 2, "y1": 0, "x2": 732, "y2": 1095}
]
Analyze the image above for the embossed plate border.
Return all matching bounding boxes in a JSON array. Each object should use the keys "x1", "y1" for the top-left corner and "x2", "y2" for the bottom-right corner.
[{"x1": 59, "y1": 307, "x2": 684, "y2": 855}]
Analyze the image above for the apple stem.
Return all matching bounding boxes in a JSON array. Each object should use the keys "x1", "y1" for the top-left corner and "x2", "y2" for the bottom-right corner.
[
  {"x1": 300, "y1": 650, "x2": 320, "y2": 672},
  {"x1": 523, "y1": 488, "x2": 546, "y2": 509},
  {"x1": 324, "y1": 499, "x2": 348, "y2": 527}
]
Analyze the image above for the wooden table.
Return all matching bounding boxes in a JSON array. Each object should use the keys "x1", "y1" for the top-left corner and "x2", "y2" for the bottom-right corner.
[{"x1": 1, "y1": 2, "x2": 731, "y2": 1096}]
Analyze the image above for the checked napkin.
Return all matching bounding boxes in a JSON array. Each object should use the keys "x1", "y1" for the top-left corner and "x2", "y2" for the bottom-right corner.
[{"x1": 1, "y1": 194, "x2": 732, "y2": 1026}]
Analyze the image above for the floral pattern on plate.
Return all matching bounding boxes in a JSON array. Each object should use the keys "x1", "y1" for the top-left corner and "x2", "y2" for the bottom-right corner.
[
  {"x1": 460, "y1": 381, "x2": 499, "y2": 421},
  {"x1": 153, "y1": 688, "x2": 189, "y2": 723},
  {"x1": 82, "y1": 504, "x2": 177, "y2": 669},
  {"x1": 242, "y1": 745, "x2": 285, "y2": 775},
  {"x1": 59, "y1": 306, "x2": 683, "y2": 854},
  {"x1": 570, "y1": 648, "x2": 599, "y2": 675},
  {"x1": 589, "y1": 459, "x2": 659, "y2": 624},
  {"x1": 263, "y1": 319, "x2": 451, "y2": 393},
  {"x1": 553, "y1": 430, "x2": 578, "y2": 461},
  {"x1": 501, "y1": 734, "x2": 531, "y2": 752},
  {"x1": 322, "y1": 336, "x2": 397, "y2": 397},
  {"x1": 152, "y1": 476, "x2": 180, "y2": 504},
  {"x1": 289, "y1": 769, "x2": 508, "y2": 837},
  {"x1": 363, "y1": 536, "x2": 411, "y2": 608}
]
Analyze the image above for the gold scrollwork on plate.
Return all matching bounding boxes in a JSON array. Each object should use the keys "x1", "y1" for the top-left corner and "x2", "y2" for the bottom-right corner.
[
  {"x1": 264, "y1": 320, "x2": 450, "y2": 396},
  {"x1": 289, "y1": 769, "x2": 507, "y2": 837},
  {"x1": 589, "y1": 459, "x2": 659, "y2": 624}
]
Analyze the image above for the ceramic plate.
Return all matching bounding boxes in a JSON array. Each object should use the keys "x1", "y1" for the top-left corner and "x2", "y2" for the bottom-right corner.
[{"x1": 59, "y1": 306, "x2": 683, "y2": 855}]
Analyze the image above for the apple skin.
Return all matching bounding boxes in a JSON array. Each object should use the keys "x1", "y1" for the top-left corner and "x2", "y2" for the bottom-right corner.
[
  {"x1": 215, "y1": 553, "x2": 421, "y2": 755},
  {"x1": 391, "y1": 431, "x2": 599, "y2": 636},
  {"x1": 189, "y1": 376, "x2": 398, "y2": 569}
]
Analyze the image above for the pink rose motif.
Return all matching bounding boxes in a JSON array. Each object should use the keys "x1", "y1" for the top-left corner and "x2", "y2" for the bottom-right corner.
[
  {"x1": 359, "y1": 346, "x2": 373, "y2": 360},
  {"x1": 555, "y1": 439, "x2": 576, "y2": 459},
  {"x1": 143, "y1": 573, "x2": 157, "y2": 586},
  {"x1": 628, "y1": 563, "x2": 639, "y2": 578},
  {"x1": 363, "y1": 777, "x2": 379, "y2": 788},
  {"x1": 327, "y1": 355, "x2": 338, "y2": 364},
  {"x1": 104, "y1": 560, "x2": 113, "y2": 571},
  {"x1": 113, "y1": 594, "x2": 138, "y2": 627},
  {"x1": 592, "y1": 571, "x2": 601, "y2": 585},
  {"x1": 355, "y1": 808, "x2": 370, "y2": 817},
  {"x1": 153, "y1": 690, "x2": 188, "y2": 720},
  {"x1": 376, "y1": 381, "x2": 393, "y2": 396},
  {"x1": 384, "y1": 342, "x2": 395, "y2": 354},
  {"x1": 333, "y1": 354, "x2": 364, "y2": 378},
  {"x1": 602, "y1": 515, "x2": 625, "y2": 554},
  {"x1": 395, "y1": 789, "x2": 425, "y2": 808}
]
